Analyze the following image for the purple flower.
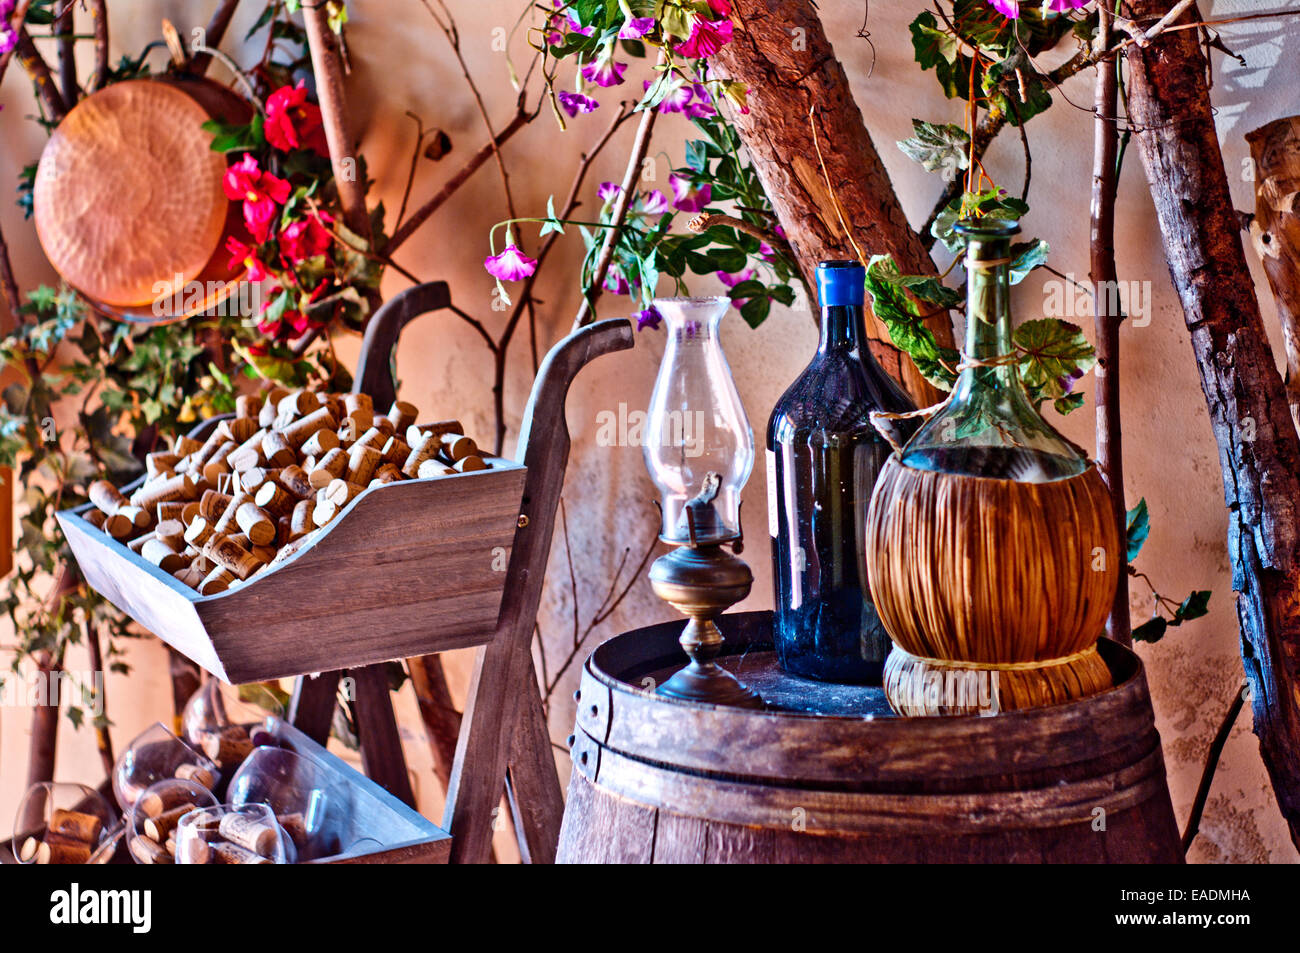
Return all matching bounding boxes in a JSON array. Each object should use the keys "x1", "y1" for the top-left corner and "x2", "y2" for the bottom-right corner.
[
  {"x1": 684, "y1": 83, "x2": 716, "y2": 119},
  {"x1": 716, "y1": 268, "x2": 755, "y2": 289},
  {"x1": 581, "y1": 56, "x2": 627, "y2": 88},
  {"x1": 565, "y1": 9, "x2": 595, "y2": 35},
  {"x1": 605, "y1": 270, "x2": 632, "y2": 296},
  {"x1": 619, "y1": 16, "x2": 656, "y2": 39},
  {"x1": 647, "y1": 77, "x2": 696, "y2": 114},
  {"x1": 637, "y1": 190, "x2": 669, "y2": 216},
  {"x1": 557, "y1": 90, "x2": 600, "y2": 117},
  {"x1": 674, "y1": 17, "x2": 734, "y2": 58},
  {"x1": 598, "y1": 181, "x2": 623, "y2": 204},
  {"x1": 633, "y1": 306, "x2": 663, "y2": 331},
  {"x1": 484, "y1": 244, "x2": 537, "y2": 281},
  {"x1": 0, "y1": 28, "x2": 14, "y2": 56},
  {"x1": 987, "y1": 0, "x2": 1020, "y2": 16},
  {"x1": 1046, "y1": 0, "x2": 1091, "y2": 10},
  {"x1": 669, "y1": 173, "x2": 711, "y2": 213},
  {"x1": 758, "y1": 242, "x2": 776, "y2": 261}
]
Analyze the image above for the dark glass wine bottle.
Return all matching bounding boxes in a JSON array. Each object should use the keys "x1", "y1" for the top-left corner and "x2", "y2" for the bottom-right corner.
[{"x1": 766, "y1": 260, "x2": 916, "y2": 684}]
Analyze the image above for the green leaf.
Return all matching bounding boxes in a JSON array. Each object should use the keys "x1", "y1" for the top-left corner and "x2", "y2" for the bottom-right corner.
[
  {"x1": 539, "y1": 195, "x2": 566, "y2": 237},
  {"x1": 1132, "y1": 616, "x2": 1168, "y2": 644},
  {"x1": 739, "y1": 295, "x2": 770, "y2": 329},
  {"x1": 1126, "y1": 498, "x2": 1150, "y2": 563},
  {"x1": 1013, "y1": 318, "x2": 1096, "y2": 407},
  {"x1": 1175, "y1": 590, "x2": 1212, "y2": 623},
  {"x1": 897, "y1": 119, "x2": 970, "y2": 182},
  {"x1": 1008, "y1": 238, "x2": 1048, "y2": 285}
]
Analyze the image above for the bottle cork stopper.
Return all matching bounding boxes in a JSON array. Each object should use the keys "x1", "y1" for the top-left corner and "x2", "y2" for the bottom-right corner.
[
  {"x1": 204, "y1": 534, "x2": 263, "y2": 580},
  {"x1": 454, "y1": 455, "x2": 488, "y2": 472},
  {"x1": 174, "y1": 435, "x2": 203, "y2": 457},
  {"x1": 157, "y1": 500, "x2": 185, "y2": 522},
  {"x1": 380, "y1": 435, "x2": 411, "y2": 467},
  {"x1": 348, "y1": 445, "x2": 382, "y2": 485},
  {"x1": 388, "y1": 400, "x2": 418, "y2": 432},
  {"x1": 142, "y1": 538, "x2": 187, "y2": 573},
  {"x1": 127, "y1": 532, "x2": 153, "y2": 554},
  {"x1": 281, "y1": 406, "x2": 336, "y2": 448},
  {"x1": 402, "y1": 432, "x2": 441, "y2": 478},
  {"x1": 144, "y1": 805, "x2": 192, "y2": 843},
  {"x1": 146, "y1": 451, "x2": 181, "y2": 478},
  {"x1": 309, "y1": 447, "x2": 349, "y2": 488},
  {"x1": 313, "y1": 498, "x2": 339, "y2": 528},
  {"x1": 278, "y1": 389, "x2": 320, "y2": 418},
  {"x1": 49, "y1": 808, "x2": 104, "y2": 845},
  {"x1": 300, "y1": 428, "x2": 339, "y2": 458},
  {"x1": 261, "y1": 430, "x2": 296, "y2": 468},
  {"x1": 290, "y1": 499, "x2": 313, "y2": 537},
  {"x1": 254, "y1": 480, "x2": 294, "y2": 518},
  {"x1": 181, "y1": 500, "x2": 201, "y2": 523},
  {"x1": 218, "y1": 811, "x2": 280, "y2": 857},
  {"x1": 441, "y1": 432, "x2": 478, "y2": 462},
  {"x1": 213, "y1": 490, "x2": 251, "y2": 535},
  {"x1": 83, "y1": 509, "x2": 107, "y2": 530},
  {"x1": 324, "y1": 478, "x2": 365, "y2": 507},
  {"x1": 198, "y1": 488, "x2": 232, "y2": 521},
  {"x1": 418, "y1": 460, "x2": 456, "y2": 479},
  {"x1": 226, "y1": 416, "x2": 259, "y2": 443},
  {"x1": 89, "y1": 479, "x2": 129, "y2": 516},
  {"x1": 198, "y1": 565, "x2": 236, "y2": 595},
  {"x1": 235, "y1": 502, "x2": 277, "y2": 546},
  {"x1": 174, "y1": 763, "x2": 215, "y2": 788},
  {"x1": 346, "y1": 408, "x2": 375, "y2": 435},
  {"x1": 279, "y1": 464, "x2": 315, "y2": 499},
  {"x1": 130, "y1": 473, "x2": 197, "y2": 509},
  {"x1": 103, "y1": 512, "x2": 134, "y2": 539},
  {"x1": 156, "y1": 518, "x2": 185, "y2": 547},
  {"x1": 129, "y1": 835, "x2": 171, "y2": 865},
  {"x1": 184, "y1": 516, "x2": 215, "y2": 548},
  {"x1": 118, "y1": 504, "x2": 153, "y2": 529},
  {"x1": 344, "y1": 393, "x2": 373, "y2": 415},
  {"x1": 211, "y1": 839, "x2": 271, "y2": 865},
  {"x1": 372, "y1": 463, "x2": 405, "y2": 484},
  {"x1": 372, "y1": 415, "x2": 396, "y2": 437},
  {"x1": 235, "y1": 393, "x2": 262, "y2": 419}
]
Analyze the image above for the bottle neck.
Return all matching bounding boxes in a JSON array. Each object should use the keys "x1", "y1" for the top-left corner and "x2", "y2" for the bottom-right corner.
[
  {"x1": 818, "y1": 302, "x2": 867, "y2": 354},
  {"x1": 963, "y1": 235, "x2": 1015, "y2": 384}
]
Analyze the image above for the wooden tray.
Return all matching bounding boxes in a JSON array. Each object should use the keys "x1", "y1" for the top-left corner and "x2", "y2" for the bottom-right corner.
[{"x1": 56, "y1": 416, "x2": 526, "y2": 684}]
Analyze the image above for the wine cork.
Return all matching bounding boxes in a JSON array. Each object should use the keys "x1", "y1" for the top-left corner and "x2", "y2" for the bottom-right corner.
[
  {"x1": 173, "y1": 565, "x2": 205, "y2": 590},
  {"x1": 130, "y1": 835, "x2": 171, "y2": 865},
  {"x1": 184, "y1": 516, "x2": 214, "y2": 548},
  {"x1": 253, "y1": 543, "x2": 278, "y2": 564},
  {"x1": 261, "y1": 430, "x2": 295, "y2": 468},
  {"x1": 89, "y1": 479, "x2": 129, "y2": 516},
  {"x1": 227, "y1": 532, "x2": 252, "y2": 550},
  {"x1": 254, "y1": 480, "x2": 295, "y2": 518},
  {"x1": 308, "y1": 447, "x2": 348, "y2": 488},
  {"x1": 49, "y1": 808, "x2": 103, "y2": 845},
  {"x1": 174, "y1": 435, "x2": 202, "y2": 457},
  {"x1": 276, "y1": 812, "x2": 307, "y2": 848},
  {"x1": 146, "y1": 451, "x2": 181, "y2": 478},
  {"x1": 271, "y1": 533, "x2": 314, "y2": 565},
  {"x1": 344, "y1": 393, "x2": 373, "y2": 416},
  {"x1": 372, "y1": 463, "x2": 404, "y2": 485},
  {"x1": 219, "y1": 811, "x2": 280, "y2": 858},
  {"x1": 279, "y1": 464, "x2": 314, "y2": 499},
  {"x1": 203, "y1": 724, "x2": 253, "y2": 765},
  {"x1": 211, "y1": 840, "x2": 271, "y2": 865},
  {"x1": 187, "y1": 429, "x2": 228, "y2": 474},
  {"x1": 301, "y1": 428, "x2": 339, "y2": 458},
  {"x1": 213, "y1": 490, "x2": 251, "y2": 535},
  {"x1": 417, "y1": 460, "x2": 455, "y2": 479},
  {"x1": 127, "y1": 532, "x2": 153, "y2": 554},
  {"x1": 202, "y1": 441, "x2": 238, "y2": 483},
  {"x1": 198, "y1": 566, "x2": 235, "y2": 595},
  {"x1": 313, "y1": 498, "x2": 339, "y2": 528},
  {"x1": 423, "y1": 419, "x2": 465, "y2": 443},
  {"x1": 144, "y1": 805, "x2": 191, "y2": 843},
  {"x1": 454, "y1": 455, "x2": 488, "y2": 473},
  {"x1": 388, "y1": 400, "x2": 418, "y2": 432},
  {"x1": 402, "y1": 432, "x2": 441, "y2": 478},
  {"x1": 348, "y1": 445, "x2": 382, "y2": 485},
  {"x1": 352, "y1": 426, "x2": 386, "y2": 453},
  {"x1": 39, "y1": 835, "x2": 93, "y2": 865},
  {"x1": 236, "y1": 502, "x2": 277, "y2": 546},
  {"x1": 142, "y1": 538, "x2": 187, "y2": 573},
  {"x1": 103, "y1": 512, "x2": 134, "y2": 539},
  {"x1": 380, "y1": 435, "x2": 411, "y2": 468},
  {"x1": 278, "y1": 389, "x2": 319, "y2": 418},
  {"x1": 372, "y1": 415, "x2": 396, "y2": 437},
  {"x1": 346, "y1": 408, "x2": 375, "y2": 436},
  {"x1": 204, "y1": 534, "x2": 262, "y2": 580},
  {"x1": 281, "y1": 406, "x2": 335, "y2": 448},
  {"x1": 83, "y1": 509, "x2": 106, "y2": 530},
  {"x1": 118, "y1": 505, "x2": 152, "y2": 531},
  {"x1": 157, "y1": 501, "x2": 185, "y2": 522},
  {"x1": 290, "y1": 499, "x2": 313, "y2": 537},
  {"x1": 174, "y1": 763, "x2": 215, "y2": 789},
  {"x1": 324, "y1": 479, "x2": 365, "y2": 507},
  {"x1": 130, "y1": 473, "x2": 196, "y2": 509},
  {"x1": 226, "y1": 416, "x2": 259, "y2": 443},
  {"x1": 181, "y1": 500, "x2": 201, "y2": 523},
  {"x1": 235, "y1": 393, "x2": 261, "y2": 419},
  {"x1": 441, "y1": 432, "x2": 478, "y2": 462},
  {"x1": 156, "y1": 518, "x2": 185, "y2": 548},
  {"x1": 198, "y1": 489, "x2": 232, "y2": 521}
]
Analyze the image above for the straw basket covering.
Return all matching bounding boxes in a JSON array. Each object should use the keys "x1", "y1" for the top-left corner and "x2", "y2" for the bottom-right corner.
[
  {"x1": 33, "y1": 79, "x2": 230, "y2": 310},
  {"x1": 865, "y1": 456, "x2": 1120, "y2": 714}
]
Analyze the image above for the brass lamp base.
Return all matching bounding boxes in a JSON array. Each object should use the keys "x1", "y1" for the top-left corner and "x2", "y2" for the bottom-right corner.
[{"x1": 649, "y1": 544, "x2": 764, "y2": 709}]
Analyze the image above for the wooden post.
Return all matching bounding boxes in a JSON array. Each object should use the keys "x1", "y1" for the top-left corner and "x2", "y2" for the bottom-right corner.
[
  {"x1": 1125, "y1": 0, "x2": 1300, "y2": 848},
  {"x1": 1245, "y1": 117, "x2": 1300, "y2": 434},
  {"x1": 712, "y1": 0, "x2": 953, "y2": 406}
]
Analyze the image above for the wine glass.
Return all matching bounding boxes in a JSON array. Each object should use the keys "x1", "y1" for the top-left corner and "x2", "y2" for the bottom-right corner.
[
  {"x1": 226, "y1": 746, "x2": 347, "y2": 861},
  {"x1": 174, "y1": 804, "x2": 288, "y2": 864},
  {"x1": 12, "y1": 782, "x2": 115, "y2": 865},
  {"x1": 124, "y1": 779, "x2": 219, "y2": 864},
  {"x1": 182, "y1": 679, "x2": 285, "y2": 752},
  {"x1": 112, "y1": 722, "x2": 219, "y2": 812}
]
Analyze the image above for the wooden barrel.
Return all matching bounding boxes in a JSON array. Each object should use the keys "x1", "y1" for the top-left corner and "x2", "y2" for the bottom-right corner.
[{"x1": 558, "y1": 611, "x2": 1183, "y2": 863}]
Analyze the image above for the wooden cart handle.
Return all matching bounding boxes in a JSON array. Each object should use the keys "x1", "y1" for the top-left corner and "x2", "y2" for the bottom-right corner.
[{"x1": 351, "y1": 281, "x2": 452, "y2": 408}]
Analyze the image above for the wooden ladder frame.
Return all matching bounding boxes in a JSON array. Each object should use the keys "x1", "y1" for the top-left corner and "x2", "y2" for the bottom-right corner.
[{"x1": 285, "y1": 282, "x2": 634, "y2": 864}]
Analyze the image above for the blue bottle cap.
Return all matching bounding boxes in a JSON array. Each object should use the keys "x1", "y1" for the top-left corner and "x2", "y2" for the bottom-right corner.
[{"x1": 817, "y1": 260, "x2": 865, "y2": 308}]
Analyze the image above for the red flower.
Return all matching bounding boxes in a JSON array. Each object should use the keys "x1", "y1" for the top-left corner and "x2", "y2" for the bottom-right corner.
[
  {"x1": 223, "y1": 154, "x2": 292, "y2": 243},
  {"x1": 265, "y1": 81, "x2": 330, "y2": 156},
  {"x1": 279, "y1": 212, "x2": 334, "y2": 263},
  {"x1": 225, "y1": 236, "x2": 271, "y2": 282}
]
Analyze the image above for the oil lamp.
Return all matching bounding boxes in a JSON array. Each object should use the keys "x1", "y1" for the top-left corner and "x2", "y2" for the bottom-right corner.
[{"x1": 643, "y1": 296, "x2": 762, "y2": 708}]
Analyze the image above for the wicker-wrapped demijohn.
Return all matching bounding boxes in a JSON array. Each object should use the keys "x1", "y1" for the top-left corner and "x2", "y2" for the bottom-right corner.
[{"x1": 865, "y1": 219, "x2": 1120, "y2": 715}]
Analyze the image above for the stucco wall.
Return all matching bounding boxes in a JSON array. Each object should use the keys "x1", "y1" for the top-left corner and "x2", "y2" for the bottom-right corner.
[{"x1": 1, "y1": 0, "x2": 1296, "y2": 862}]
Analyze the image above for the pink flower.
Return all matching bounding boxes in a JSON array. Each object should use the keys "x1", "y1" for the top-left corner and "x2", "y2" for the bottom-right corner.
[
  {"x1": 684, "y1": 83, "x2": 716, "y2": 119},
  {"x1": 598, "y1": 181, "x2": 623, "y2": 204},
  {"x1": 581, "y1": 56, "x2": 627, "y2": 88},
  {"x1": 707, "y1": 0, "x2": 732, "y2": 14},
  {"x1": 1046, "y1": 0, "x2": 1091, "y2": 9},
  {"x1": 645, "y1": 77, "x2": 695, "y2": 114},
  {"x1": 988, "y1": 0, "x2": 1020, "y2": 16},
  {"x1": 484, "y1": 244, "x2": 537, "y2": 281},
  {"x1": 0, "y1": 27, "x2": 15, "y2": 57},
  {"x1": 264, "y1": 81, "x2": 329, "y2": 155},
  {"x1": 619, "y1": 16, "x2": 656, "y2": 39},
  {"x1": 279, "y1": 212, "x2": 334, "y2": 264},
  {"x1": 717, "y1": 268, "x2": 755, "y2": 289},
  {"x1": 225, "y1": 236, "x2": 271, "y2": 282},
  {"x1": 557, "y1": 90, "x2": 600, "y2": 117},
  {"x1": 605, "y1": 269, "x2": 631, "y2": 296},
  {"x1": 669, "y1": 173, "x2": 711, "y2": 213},
  {"x1": 637, "y1": 190, "x2": 669, "y2": 216},
  {"x1": 223, "y1": 154, "x2": 292, "y2": 243},
  {"x1": 633, "y1": 306, "x2": 662, "y2": 331},
  {"x1": 675, "y1": 17, "x2": 733, "y2": 58}
]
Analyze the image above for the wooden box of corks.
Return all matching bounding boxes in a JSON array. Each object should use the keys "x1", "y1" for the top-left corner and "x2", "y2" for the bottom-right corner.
[{"x1": 55, "y1": 386, "x2": 526, "y2": 684}]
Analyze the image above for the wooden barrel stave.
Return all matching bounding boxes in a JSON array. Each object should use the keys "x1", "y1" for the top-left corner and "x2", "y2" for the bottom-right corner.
[{"x1": 558, "y1": 612, "x2": 1183, "y2": 864}]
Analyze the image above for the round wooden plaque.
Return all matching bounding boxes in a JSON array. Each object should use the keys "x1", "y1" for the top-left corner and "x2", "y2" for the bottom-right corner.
[{"x1": 33, "y1": 80, "x2": 230, "y2": 309}]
